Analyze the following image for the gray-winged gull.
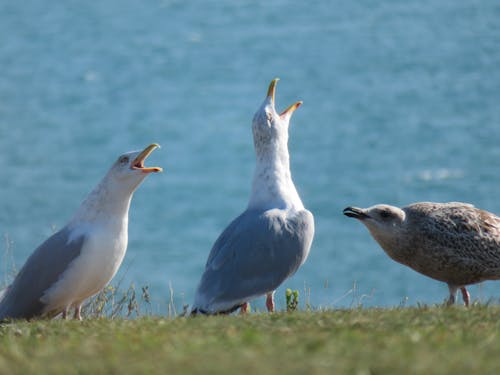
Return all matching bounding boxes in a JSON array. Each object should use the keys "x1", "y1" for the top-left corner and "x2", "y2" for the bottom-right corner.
[
  {"x1": 343, "y1": 202, "x2": 500, "y2": 306},
  {"x1": 191, "y1": 79, "x2": 315, "y2": 314},
  {"x1": 0, "y1": 144, "x2": 162, "y2": 320}
]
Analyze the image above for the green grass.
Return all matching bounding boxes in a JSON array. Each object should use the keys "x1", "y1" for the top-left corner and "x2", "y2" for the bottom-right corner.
[{"x1": 1, "y1": 306, "x2": 499, "y2": 375}]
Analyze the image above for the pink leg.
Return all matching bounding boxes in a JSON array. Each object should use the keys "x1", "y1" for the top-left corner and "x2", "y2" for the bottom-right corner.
[
  {"x1": 73, "y1": 305, "x2": 82, "y2": 320},
  {"x1": 266, "y1": 292, "x2": 275, "y2": 312},
  {"x1": 460, "y1": 287, "x2": 470, "y2": 307},
  {"x1": 240, "y1": 302, "x2": 249, "y2": 314}
]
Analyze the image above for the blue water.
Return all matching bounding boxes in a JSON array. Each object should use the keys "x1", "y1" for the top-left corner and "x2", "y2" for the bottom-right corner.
[{"x1": 0, "y1": 1, "x2": 499, "y2": 312}]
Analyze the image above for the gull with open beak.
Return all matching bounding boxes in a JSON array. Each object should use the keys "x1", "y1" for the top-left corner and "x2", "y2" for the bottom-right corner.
[
  {"x1": 192, "y1": 79, "x2": 315, "y2": 314},
  {"x1": 0, "y1": 144, "x2": 162, "y2": 321}
]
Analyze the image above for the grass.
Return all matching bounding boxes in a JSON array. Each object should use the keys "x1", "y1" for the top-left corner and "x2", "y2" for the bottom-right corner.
[
  {"x1": 1, "y1": 242, "x2": 499, "y2": 374},
  {"x1": 0, "y1": 306, "x2": 499, "y2": 375}
]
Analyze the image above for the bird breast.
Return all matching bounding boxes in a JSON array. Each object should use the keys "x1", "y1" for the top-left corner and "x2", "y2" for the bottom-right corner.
[{"x1": 41, "y1": 224, "x2": 128, "y2": 309}]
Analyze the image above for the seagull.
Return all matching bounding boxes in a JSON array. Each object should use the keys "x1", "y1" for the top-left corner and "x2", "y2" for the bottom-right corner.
[
  {"x1": 343, "y1": 202, "x2": 500, "y2": 306},
  {"x1": 0, "y1": 144, "x2": 162, "y2": 321},
  {"x1": 192, "y1": 79, "x2": 315, "y2": 314}
]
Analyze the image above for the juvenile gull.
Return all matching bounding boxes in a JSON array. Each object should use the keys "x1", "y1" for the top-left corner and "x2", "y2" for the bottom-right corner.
[
  {"x1": 192, "y1": 79, "x2": 315, "y2": 314},
  {"x1": 0, "y1": 144, "x2": 162, "y2": 321},
  {"x1": 343, "y1": 202, "x2": 500, "y2": 306}
]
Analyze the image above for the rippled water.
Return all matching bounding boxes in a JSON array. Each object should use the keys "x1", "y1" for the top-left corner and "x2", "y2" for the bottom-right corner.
[{"x1": 0, "y1": 1, "x2": 499, "y2": 311}]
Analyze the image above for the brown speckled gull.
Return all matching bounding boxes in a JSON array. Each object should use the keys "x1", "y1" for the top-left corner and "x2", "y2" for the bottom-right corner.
[{"x1": 343, "y1": 202, "x2": 500, "y2": 306}]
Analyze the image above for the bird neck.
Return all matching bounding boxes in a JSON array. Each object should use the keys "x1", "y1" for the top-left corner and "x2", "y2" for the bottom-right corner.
[
  {"x1": 248, "y1": 139, "x2": 303, "y2": 211},
  {"x1": 367, "y1": 226, "x2": 410, "y2": 264},
  {"x1": 70, "y1": 173, "x2": 133, "y2": 229}
]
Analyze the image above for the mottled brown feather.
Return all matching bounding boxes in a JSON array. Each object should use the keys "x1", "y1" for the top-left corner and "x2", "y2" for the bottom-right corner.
[{"x1": 401, "y1": 202, "x2": 500, "y2": 285}]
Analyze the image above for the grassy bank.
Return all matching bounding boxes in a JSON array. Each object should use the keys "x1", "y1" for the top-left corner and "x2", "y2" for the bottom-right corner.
[{"x1": 0, "y1": 306, "x2": 499, "y2": 375}]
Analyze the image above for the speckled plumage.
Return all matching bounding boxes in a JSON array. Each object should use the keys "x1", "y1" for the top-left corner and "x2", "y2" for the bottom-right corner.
[{"x1": 344, "y1": 202, "x2": 500, "y2": 305}]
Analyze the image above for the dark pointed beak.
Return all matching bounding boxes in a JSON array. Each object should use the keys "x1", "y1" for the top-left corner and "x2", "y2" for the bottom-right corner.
[{"x1": 343, "y1": 207, "x2": 369, "y2": 220}]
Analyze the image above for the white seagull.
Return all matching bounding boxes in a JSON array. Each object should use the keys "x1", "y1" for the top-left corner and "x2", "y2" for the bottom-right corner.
[
  {"x1": 344, "y1": 202, "x2": 500, "y2": 306},
  {"x1": 0, "y1": 144, "x2": 162, "y2": 320},
  {"x1": 192, "y1": 79, "x2": 315, "y2": 314}
]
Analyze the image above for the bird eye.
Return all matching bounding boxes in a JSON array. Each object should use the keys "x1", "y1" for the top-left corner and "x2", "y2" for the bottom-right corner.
[
  {"x1": 380, "y1": 210, "x2": 392, "y2": 219},
  {"x1": 119, "y1": 156, "x2": 129, "y2": 164}
]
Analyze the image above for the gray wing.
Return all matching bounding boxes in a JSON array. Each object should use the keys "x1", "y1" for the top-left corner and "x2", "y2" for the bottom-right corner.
[
  {"x1": 405, "y1": 203, "x2": 500, "y2": 282},
  {"x1": 194, "y1": 208, "x2": 314, "y2": 312},
  {"x1": 0, "y1": 227, "x2": 85, "y2": 320}
]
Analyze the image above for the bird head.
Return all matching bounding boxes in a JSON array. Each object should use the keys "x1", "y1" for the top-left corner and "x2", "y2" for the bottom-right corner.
[
  {"x1": 108, "y1": 143, "x2": 162, "y2": 192},
  {"x1": 343, "y1": 204, "x2": 406, "y2": 251},
  {"x1": 252, "y1": 78, "x2": 302, "y2": 150}
]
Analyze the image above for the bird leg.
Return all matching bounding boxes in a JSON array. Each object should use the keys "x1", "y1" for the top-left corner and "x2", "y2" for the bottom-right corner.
[
  {"x1": 460, "y1": 287, "x2": 470, "y2": 307},
  {"x1": 73, "y1": 305, "x2": 82, "y2": 320},
  {"x1": 240, "y1": 302, "x2": 249, "y2": 314},
  {"x1": 62, "y1": 307, "x2": 69, "y2": 320},
  {"x1": 266, "y1": 292, "x2": 275, "y2": 312},
  {"x1": 447, "y1": 285, "x2": 457, "y2": 306}
]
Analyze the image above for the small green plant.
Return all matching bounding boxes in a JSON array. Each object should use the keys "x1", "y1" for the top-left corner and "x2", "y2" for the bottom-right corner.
[{"x1": 285, "y1": 288, "x2": 299, "y2": 312}]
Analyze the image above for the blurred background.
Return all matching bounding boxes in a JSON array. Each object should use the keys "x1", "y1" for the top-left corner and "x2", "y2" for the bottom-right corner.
[{"x1": 0, "y1": 0, "x2": 498, "y2": 313}]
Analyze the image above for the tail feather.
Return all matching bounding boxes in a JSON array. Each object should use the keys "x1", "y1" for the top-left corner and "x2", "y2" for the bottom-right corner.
[
  {"x1": 190, "y1": 307, "x2": 208, "y2": 316},
  {"x1": 190, "y1": 303, "x2": 244, "y2": 316}
]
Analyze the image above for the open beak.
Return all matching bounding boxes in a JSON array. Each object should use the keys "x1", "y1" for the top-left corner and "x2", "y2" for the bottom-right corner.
[
  {"x1": 343, "y1": 207, "x2": 369, "y2": 220},
  {"x1": 266, "y1": 78, "x2": 302, "y2": 119},
  {"x1": 131, "y1": 144, "x2": 163, "y2": 173}
]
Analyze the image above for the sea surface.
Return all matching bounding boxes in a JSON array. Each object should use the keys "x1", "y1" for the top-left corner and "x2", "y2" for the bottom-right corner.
[{"x1": 0, "y1": 1, "x2": 499, "y2": 312}]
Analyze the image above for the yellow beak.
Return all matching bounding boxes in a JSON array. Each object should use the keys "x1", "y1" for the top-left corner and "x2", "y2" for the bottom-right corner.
[
  {"x1": 266, "y1": 78, "x2": 302, "y2": 118},
  {"x1": 267, "y1": 78, "x2": 280, "y2": 104},
  {"x1": 280, "y1": 101, "x2": 302, "y2": 118},
  {"x1": 131, "y1": 144, "x2": 163, "y2": 173}
]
